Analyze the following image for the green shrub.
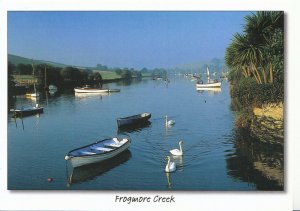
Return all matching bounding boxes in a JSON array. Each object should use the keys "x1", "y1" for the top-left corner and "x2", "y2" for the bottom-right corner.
[{"x1": 231, "y1": 77, "x2": 284, "y2": 108}]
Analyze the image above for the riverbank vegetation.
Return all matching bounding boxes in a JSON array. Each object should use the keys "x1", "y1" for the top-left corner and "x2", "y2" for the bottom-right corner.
[
  {"x1": 8, "y1": 54, "x2": 168, "y2": 96},
  {"x1": 225, "y1": 11, "x2": 284, "y2": 144}
]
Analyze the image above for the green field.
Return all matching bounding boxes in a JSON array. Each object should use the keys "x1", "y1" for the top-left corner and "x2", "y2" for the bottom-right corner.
[
  {"x1": 141, "y1": 72, "x2": 152, "y2": 77},
  {"x1": 93, "y1": 70, "x2": 122, "y2": 80}
]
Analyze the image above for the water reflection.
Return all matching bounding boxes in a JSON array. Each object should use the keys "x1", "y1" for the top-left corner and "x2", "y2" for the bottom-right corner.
[
  {"x1": 117, "y1": 121, "x2": 151, "y2": 134},
  {"x1": 10, "y1": 113, "x2": 42, "y2": 130},
  {"x1": 196, "y1": 87, "x2": 221, "y2": 95},
  {"x1": 115, "y1": 78, "x2": 142, "y2": 86},
  {"x1": 49, "y1": 89, "x2": 58, "y2": 96},
  {"x1": 226, "y1": 129, "x2": 284, "y2": 190},
  {"x1": 67, "y1": 150, "x2": 132, "y2": 185},
  {"x1": 74, "y1": 92, "x2": 110, "y2": 100},
  {"x1": 165, "y1": 172, "x2": 172, "y2": 189}
]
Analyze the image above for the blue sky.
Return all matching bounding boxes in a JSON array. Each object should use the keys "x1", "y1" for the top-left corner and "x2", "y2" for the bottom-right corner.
[{"x1": 8, "y1": 11, "x2": 250, "y2": 69}]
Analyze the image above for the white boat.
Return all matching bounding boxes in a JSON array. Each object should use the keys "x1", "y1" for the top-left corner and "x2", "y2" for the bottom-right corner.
[
  {"x1": 48, "y1": 84, "x2": 58, "y2": 91},
  {"x1": 74, "y1": 85, "x2": 120, "y2": 93},
  {"x1": 65, "y1": 137, "x2": 131, "y2": 167},
  {"x1": 196, "y1": 66, "x2": 221, "y2": 88}
]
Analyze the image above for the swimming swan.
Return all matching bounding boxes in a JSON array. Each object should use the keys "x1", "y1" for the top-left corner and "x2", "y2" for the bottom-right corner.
[
  {"x1": 170, "y1": 140, "x2": 183, "y2": 156},
  {"x1": 165, "y1": 156, "x2": 176, "y2": 172},
  {"x1": 165, "y1": 115, "x2": 175, "y2": 126}
]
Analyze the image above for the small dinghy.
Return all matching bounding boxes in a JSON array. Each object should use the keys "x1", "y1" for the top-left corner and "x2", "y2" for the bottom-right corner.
[
  {"x1": 117, "y1": 113, "x2": 151, "y2": 128},
  {"x1": 65, "y1": 137, "x2": 131, "y2": 167},
  {"x1": 10, "y1": 104, "x2": 43, "y2": 117}
]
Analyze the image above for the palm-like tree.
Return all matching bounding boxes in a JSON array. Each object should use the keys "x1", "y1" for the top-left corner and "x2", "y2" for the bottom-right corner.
[
  {"x1": 225, "y1": 11, "x2": 284, "y2": 84},
  {"x1": 226, "y1": 33, "x2": 264, "y2": 84}
]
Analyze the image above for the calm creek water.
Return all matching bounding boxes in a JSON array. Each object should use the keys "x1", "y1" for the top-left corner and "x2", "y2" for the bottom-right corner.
[{"x1": 7, "y1": 76, "x2": 284, "y2": 190}]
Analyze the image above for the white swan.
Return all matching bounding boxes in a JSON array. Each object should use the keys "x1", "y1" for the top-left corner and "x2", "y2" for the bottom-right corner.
[
  {"x1": 165, "y1": 156, "x2": 176, "y2": 172},
  {"x1": 165, "y1": 115, "x2": 175, "y2": 126},
  {"x1": 170, "y1": 140, "x2": 183, "y2": 156}
]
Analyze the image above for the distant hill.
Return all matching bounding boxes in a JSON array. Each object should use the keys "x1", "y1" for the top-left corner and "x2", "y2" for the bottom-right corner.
[
  {"x1": 8, "y1": 54, "x2": 69, "y2": 68},
  {"x1": 8, "y1": 54, "x2": 115, "y2": 71},
  {"x1": 8, "y1": 54, "x2": 227, "y2": 74}
]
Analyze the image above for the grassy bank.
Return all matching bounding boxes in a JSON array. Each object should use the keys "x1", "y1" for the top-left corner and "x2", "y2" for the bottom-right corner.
[{"x1": 92, "y1": 70, "x2": 122, "y2": 80}]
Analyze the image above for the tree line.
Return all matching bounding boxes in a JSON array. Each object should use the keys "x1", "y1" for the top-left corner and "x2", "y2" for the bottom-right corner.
[{"x1": 10, "y1": 62, "x2": 168, "y2": 86}]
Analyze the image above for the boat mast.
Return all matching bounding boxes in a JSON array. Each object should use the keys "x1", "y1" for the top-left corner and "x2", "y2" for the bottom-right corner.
[
  {"x1": 31, "y1": 59, "x2": 35, "y2": 76},
  {"x1": 32, "y1": 59, "x2": 36, "y2": 94},
  {"x1": 44, "y1": 66, "x2": 47, "y2": 88},
  {"x1": 206, "y1": 65, "x2": 210, "y2": 83}
]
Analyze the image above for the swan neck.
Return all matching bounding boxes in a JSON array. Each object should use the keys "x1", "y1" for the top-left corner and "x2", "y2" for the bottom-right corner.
[
  {"x1": 166, "y1": 158, "x2": 170, "y2": 169},
  {"x1": 179, "y1": 142, "x2": 183, "y2": 152}
]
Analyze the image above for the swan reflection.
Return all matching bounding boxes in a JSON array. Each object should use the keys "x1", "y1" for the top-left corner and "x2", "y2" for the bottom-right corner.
[{"x1": 165, "y1": 172, "x2": 172, "y2": 189}]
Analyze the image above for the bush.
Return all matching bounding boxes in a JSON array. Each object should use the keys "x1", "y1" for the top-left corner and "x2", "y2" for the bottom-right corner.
[{"x1": 231, "y1": 77, "x2": 284, "y2": 108}]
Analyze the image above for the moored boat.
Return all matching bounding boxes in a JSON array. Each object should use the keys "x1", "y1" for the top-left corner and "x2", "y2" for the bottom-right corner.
[
  {"x1": 117, "y1": 112, "x2": 151, "y2": 128},
  {"x1": 10, "y1": 104, "x2": 43, "y2": 117},
  {"x1": 74, "y1": 85, "x2": 120, "y2": 93},
  {"x1": 48, "y1": 84, "x2": 58, "y2": 95},
  {"x1": 64, "y1": 137, "x2": 131, "y2": 167},
  {"x1": 196, "y1": 81, "x2": 222, "y2": 88},
  {"x1": 196, "y1": 66, "x2": 221, "y2": 88}
]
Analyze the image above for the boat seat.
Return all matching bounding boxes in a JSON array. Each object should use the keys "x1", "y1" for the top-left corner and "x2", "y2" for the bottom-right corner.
[
  {"x1": 90, "y1": 146, "x2": 113, "y2": 152},
  {"x1": 78, "y1": 151, "x2": 97, "y2": 155}
]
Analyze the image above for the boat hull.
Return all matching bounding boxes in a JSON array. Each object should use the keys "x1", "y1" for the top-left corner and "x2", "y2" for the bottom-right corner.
[
  {"x1": 74, "y1": 88, "x2": 120, "y2": 93},
  {"x1": 117, "y1": 113, "x2": 151, "y2": 128},
  {"x1": 12, "y1": 107, "x2": 44, "y2": 117},
  {"x1": 196, "y1": 82, "x2": 221, "y2": 88}
]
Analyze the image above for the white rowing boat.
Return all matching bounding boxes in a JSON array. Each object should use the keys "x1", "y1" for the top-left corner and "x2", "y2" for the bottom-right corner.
[{"x1": 65, "y1": 137, "x2": 131, "y2": 167}]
